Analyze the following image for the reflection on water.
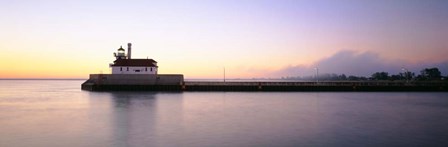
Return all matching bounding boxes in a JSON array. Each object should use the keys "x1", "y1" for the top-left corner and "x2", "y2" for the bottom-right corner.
[
  {"x1": 1, "y1": 80, "x2": 448, "y2": 147},
  {"x1": 108, "y1": 92, "x2": 158, "y2": 147},
  {"x1": 106, "y1": 92, "x2": 184, "y2": 147}
]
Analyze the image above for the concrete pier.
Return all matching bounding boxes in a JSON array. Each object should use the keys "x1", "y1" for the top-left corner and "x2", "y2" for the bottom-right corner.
[
  {"x1": 181, "y1": 81, "x2": 447, "y2": 91},
  {"x1": 82, "y1": 78, "x2": 448, "y2": 91},
  {"x1": 81, "y1": 74, "x2": 184, "y2": 91}
]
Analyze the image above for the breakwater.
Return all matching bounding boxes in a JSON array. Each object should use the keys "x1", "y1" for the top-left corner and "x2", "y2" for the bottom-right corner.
[{"x1": 82, "y1": 80, "x2": 448, "y2": 92}]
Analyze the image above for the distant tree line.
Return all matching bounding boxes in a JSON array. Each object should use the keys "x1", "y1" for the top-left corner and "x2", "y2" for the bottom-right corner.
[
  {"x1": 281, "y1": 67, "x2": 447, "y2": 81},
  {"x1": 370, "y1": 68, "x2": 443, "y2": 81}
]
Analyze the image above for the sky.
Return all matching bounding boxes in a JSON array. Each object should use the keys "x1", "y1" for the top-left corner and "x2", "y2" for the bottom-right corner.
[{"x1": 1, "y1": 0, "x2": 447, "y2": 79}]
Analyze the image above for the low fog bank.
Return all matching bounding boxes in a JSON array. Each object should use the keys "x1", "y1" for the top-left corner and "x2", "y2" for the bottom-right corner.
[{"x1": 271, "y1": 50, "x2": 448, "y2": 78}]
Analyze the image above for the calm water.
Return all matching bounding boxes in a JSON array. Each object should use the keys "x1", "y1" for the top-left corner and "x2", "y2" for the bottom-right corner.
[{"x1": 1, "y1": 80, "x2": 448, "y2": 147}]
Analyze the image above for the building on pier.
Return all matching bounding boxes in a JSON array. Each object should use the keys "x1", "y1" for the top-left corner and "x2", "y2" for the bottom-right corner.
[{"x1": 110, "y1": 43, "x2": 158, "y2": 74}]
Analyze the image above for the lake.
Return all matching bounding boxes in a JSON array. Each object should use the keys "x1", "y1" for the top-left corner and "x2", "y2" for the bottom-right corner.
[{"x1": 1, "y1": 80, "x2": 447, "y2": 147}]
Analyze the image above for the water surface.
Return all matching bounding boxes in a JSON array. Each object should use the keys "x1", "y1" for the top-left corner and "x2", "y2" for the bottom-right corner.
[{"x1": 1, "y1": 80, "x2": 447, "y2": 147}]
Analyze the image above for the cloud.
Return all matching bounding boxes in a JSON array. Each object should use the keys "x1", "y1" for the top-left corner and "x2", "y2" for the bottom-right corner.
[{"x1": 270, "y1": 50, "x2": 448, "y2": 77}]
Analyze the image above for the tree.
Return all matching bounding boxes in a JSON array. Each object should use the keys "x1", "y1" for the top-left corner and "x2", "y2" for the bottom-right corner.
[
  {"x1": 399, "y1": 71, "x2": 415, "y2": 81},
  {"x1": 371, "y1": 72, "x2": 389, "y2": 80},
  {"x1": 390, "y1": 74, "x2": 401, "y2": 81},
  {"x1": 348, "y1": 75, "x2": 359, "y2": 81},
  {"x1": 339, "y1": 74, "x2": 347, "y2": 80},
  {"x1": 419, "y1": 68, "x2": 441, "y2": 80}
]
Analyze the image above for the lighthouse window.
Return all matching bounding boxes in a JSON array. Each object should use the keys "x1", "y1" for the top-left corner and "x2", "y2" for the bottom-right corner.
[
  {"x1": 127, "y1": 67, "x2": 129, "y2": 71},
  {"x1": 145, "y1": 67, "x2": 147, "y2": 71},
  {"x1": 120, "y1": 67, "x2": 122, "y2": 71},
  {"x1": 150, "y1": 67, "x2": 153, "y2": 71}
]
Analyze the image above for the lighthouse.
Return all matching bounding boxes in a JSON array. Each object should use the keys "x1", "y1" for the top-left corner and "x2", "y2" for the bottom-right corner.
[
  {"x1": 81, "y1": 43, "x2": 184, "y2": 91},
  {"x1": 114, "y1": 46, "x2": 126, "y2": 59},
  {"x1": 110, "y1": 43, "x2": 158, "y2": 74}
]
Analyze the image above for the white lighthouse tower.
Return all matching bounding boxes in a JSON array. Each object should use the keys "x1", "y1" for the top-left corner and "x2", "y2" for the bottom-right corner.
[{"x1": 114, "y1": 46, "x2": 127, "y2": 59}]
